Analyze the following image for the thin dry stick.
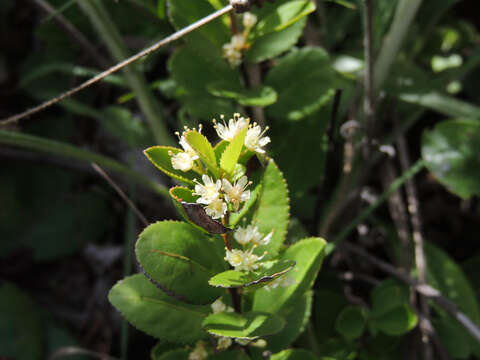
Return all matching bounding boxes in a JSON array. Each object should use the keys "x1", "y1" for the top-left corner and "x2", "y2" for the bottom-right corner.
[
  {"x1": 397, "y1": 135, "x2": 433, "y2": 360},
  {"x1": 33, "y1": 0, "x2": 110, "y2": 69},
  {"x1": 50, "y1": 346, "x2": 120, "y2": 360},
  {"x1": 363, "y1": 0, "x2": 375, "y2": 136},
  {"x1": 91, "y1": 163, "x2": 149, "y2": 227},
  {"x1": 342, "y1": 242, "x2": 480, "y2": 343},
  {"x1": 0, "y1": 4, "x2": 234, "y2": 126}
]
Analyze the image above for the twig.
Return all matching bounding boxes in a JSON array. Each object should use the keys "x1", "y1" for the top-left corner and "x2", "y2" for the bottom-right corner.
[
  {"x1": 342, "y1": 242, "x2": 480, "y2": 343},
  {"x1": 363, "y1": 0, "x2": 375, "y2": 138},
  {"x1": 32, "y1": 0, "x2": 110, "y2": 69},
  {"x1": 397, "y1": 135, "x2": 433, "y2": 360},
  {"x1": 91, "y1": 163, "x2": 149, "y2": 227},
  {"x1": 0, "y1": 4, "x2": 234, "y2": 126}
]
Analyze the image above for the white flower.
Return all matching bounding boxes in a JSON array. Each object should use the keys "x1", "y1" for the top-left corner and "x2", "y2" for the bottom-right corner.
[
  {"x1": 264, "y1": 276, "x2": 295, "y2": 292},
  {"x1": 223, "y1": 34, "x2": 246, "y2": 67},
  {"x1": 194, "y1": 175, "x2": 222, "y2": 205},
  {"x1": 235, "y1": 338, "x2": 251, "y2": 346},
  {"x1": 222, "y1": 175, "x2": 251, "y2": 211},
  {"x1": 189, "y1": 341, "x2": 208, "y2": 360},
  {"x1": 170, "y1": 151, "x2": 195, "y2": 172},
  {"x1": 205, "y1": 198, "x2": 227, "y2": 219},
  {"x1": 234, "y1": 224, "x2": 272, "y2": 246},
  {"x1": 217, "y1": 337, "x2": 232, "y2": 350},
  {"x1": 245, "y1": 123, "x2": 271, "y2": 153},
  {"x1": 243, "y1": 12, "x2": 258, "y2": 29},
  {"x1": 211, "y1": 298, "x2": 234, "y2": 314},
  {"x1": 213, "y1": 113, "x2": 248, "y2": 141},
  {"x1": 225, "y1": 248, "x2": 264, "y2": 272}
]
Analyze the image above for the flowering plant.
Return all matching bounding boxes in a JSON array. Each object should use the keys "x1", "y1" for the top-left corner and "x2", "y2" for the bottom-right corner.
[{"x1": 108, "y1": 114, "x2": 326, "y2": 358}]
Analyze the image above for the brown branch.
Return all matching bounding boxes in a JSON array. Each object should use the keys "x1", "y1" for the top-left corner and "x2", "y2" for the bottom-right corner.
[
  {"x1": 0, "y1": 4, "x2": 234, "y2": 126},
  {"x1": 397, "y1": 134, "x2": 433, "y2": 360},
  {"x1": 342, "y1": 242, "x2": 480, "y2": 343}
]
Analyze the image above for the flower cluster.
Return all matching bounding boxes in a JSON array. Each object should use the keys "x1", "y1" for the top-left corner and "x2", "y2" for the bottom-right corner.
[
  {"x1": 193, "y1": 174, "x2": 251, "y2": 219},
  {"x1": 224, "y1": 223, "x2": 272, "y2": 271},
  {"x1": 213, "y1": 113, "x2": 271, "y2": 154},
  {"x1": 222, "y1": 12, "x2": 258, "y2": 67}
]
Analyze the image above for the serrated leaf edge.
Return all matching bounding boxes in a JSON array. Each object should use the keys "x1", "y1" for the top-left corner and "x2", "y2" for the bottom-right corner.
[{"x1": 144, "y1": 146, "x2": 195, "y2": 185}]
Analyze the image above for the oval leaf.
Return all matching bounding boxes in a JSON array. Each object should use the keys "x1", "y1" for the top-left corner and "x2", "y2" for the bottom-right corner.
[
  {"x1": 209, "y1": 260, "x2": 295, "y2": 289},
  {"x1": 136, "y1": 221, "x2": 225, "y2": 304},
  {"x1": 144, "y1": 146, "x2": 196, "y2": 185},
  {"x1": 422, "y1": 119, "x2": 480, "y2": 199},
  {"x1": 208, "y1": 82, "x2": 278, "y2": 107},
  {"x1": 202, "y1": 311, "x2": 285, "y2": 339},
  {"x1": 253, "y1": 237, "x2": 327, "y2": 314},
  {"x1": 184, "y1": 130, "x2": 219, "y2": 177},
  {"x1": 252, "y1": 160, "x2": 290, "y2": 259},
  {"x1": 335, "y1": 305, "x2": 367, "y2": 340},
  {"x1": 108, "y1": 274, "x2": 209, "y2": 343},
  {"x1": 220, "y1": 124, "x2": 248, "y2": 175}
]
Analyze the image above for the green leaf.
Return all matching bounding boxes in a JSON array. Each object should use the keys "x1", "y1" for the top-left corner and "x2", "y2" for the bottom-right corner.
[
  {"x1": 168, "y1": 41, "x2": 239, "y2": 119},
  {"x1": 253, "y1": 0, "x2": 316, "y2": 37},
  {"x1": 270, "y1": 349, "x2": 317, "y2": 360},
  {"x1": 169, "y1": 186, "x2": 197, "y2": 204},
  {"x1": 0, "y1": 282, "x2": 44, "y2": 360},
  {"x1": 265, "y1": 47, "x2": 337, "y2": 121},
  {"x1": 425, "y1": 241, "x2": 480, "y2": 326},
  {"x1": 314, "y1": 289, "x2": 348, "y2": 339},
  {"x1": 335, "y1": 305, "x2": 367, "y2": 340},
  {"x1": 144, "y1": 146, "x2": 196, "y2": 186},
  {"x1": 202, "y1": 311, "x2": 285, "y2": 339},
  {"x1": 245, "y1": 19, "x2": 306, "y2": 64},
  {"x1": 422, "y1": 119, "x2": 480, "y2": 199},
  {"x1": 433, "y1": 316, "x2": 471, "y2": 359},
  {"x1": 208, "y1": 260, "x2": 295, "y2": 289},
  {"x1": 265, "y1": 290, "x2": 313, "y2": 352},
  {"x1": 220, "y1": 125, "x2": 248, "y2": 175},
  {"x1": 251, "y1": 160, "x2": 290, "y2": 258},
  {"x1": 136, "y1": 221, "x2": 225, "y2": 304},
  {"x1": 372, "y1": 304, "x2": 418, "y2": 336},
  {"x1": 214, "y1": 140, "x2": 229, "y2": 164},
  {"x1": 109, "y1": 274, "x2": 209, "y2": 343},
  {"x1": 101, "y1": 105, "x2": 153, "y2": 147},
  {"x1": 371, "y1": 279, "x2": 410, "y2": 317},
  {"x1": 153, "y1": 349, "x2": 189, "y2": 360},
  {"x1": 208, "y1": 82, "x2": 278, "y2": 107},
  {"x1": 253, "y1": 238, "x2": 327, "y2": 314},
  {"x1": 185, "y1": 130, "x2": 219, "y2": 177}
]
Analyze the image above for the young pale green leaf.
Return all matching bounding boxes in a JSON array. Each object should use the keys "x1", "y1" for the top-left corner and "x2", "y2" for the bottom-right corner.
[
  {"x1": 208, "y1": 82, "x2": 278, "y2": 107},
  {"x1": 214, "y1": 140, "x2": 229, "y2": 164},
  {"x1": 220, "y1": 125, "x2": 248, "y2": 176},
  {"x1": 253, "y1": 0, "x2": 316, "y2": 37},
  {"x1": 422, "y1": 119, "x2": 480, "y2": 199},
  {"x1": 0, "y1": 282, "x2": 44, "y2": 360},
  {"x1": 184, "y1": 130, "x2": 219, "y2": 178},
  {"x1": 252, "y1": 160, "x2": 290, "y2": 259},
  {"x1": 372, "y1": 304, "x2": 418, "y2": 336},
  {"x1": 202, "y1": 311, "x2": 285, "y2": 339},
  {"x1": 270, "y1": 349, "x2": 317, "y2": 360},
  {"x1": 136, "y1": 221, "x2": 225, "y2": 304},
  {"x1": 144, "y1": 146, "x2": 196, "y2": 186},
  {"x1": 245, "y1": 19, "x2": 306, "y2": 64},
  {"x1": 265, "y1": 47, "x2": 336, "y2": 121},
  {"x1": 229, "y1": 184, "x2": 261, "y2": 227},
  {"x1": 208, "y1": 260, "x2": 295, "y2": 289},
  {"x1": 335, "y1": 305, "x2": 367, "y2": 340},
  {"x1": 265, "y1": 290, "x2": 313, "y2": 352},
  {"x1": 253, "y1": 238, "x2": 326, "y2": 314},
  {"x1": 109, "y1": 274, "x2": 209, "y2": 343}
]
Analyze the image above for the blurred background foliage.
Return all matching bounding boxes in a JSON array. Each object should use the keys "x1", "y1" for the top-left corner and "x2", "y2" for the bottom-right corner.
[{"x1": 1, "y1": 0, "x2": 480, "y2": 359}]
